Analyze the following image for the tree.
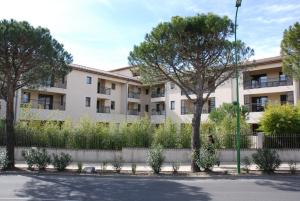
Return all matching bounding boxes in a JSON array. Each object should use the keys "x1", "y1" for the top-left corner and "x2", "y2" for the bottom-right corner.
[
  {"x1": 0, "y1": 19, "x2": 72, "y2": 168},
  {"x1": 128, "y1": 13, "x2": 253, "y2": 172},
  {"x1": 281, "y1": 22, "x2": 300, "y2": 78}
]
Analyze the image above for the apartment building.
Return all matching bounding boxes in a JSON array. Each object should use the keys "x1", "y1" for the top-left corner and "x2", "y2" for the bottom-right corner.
[{"x1": 0, "y1": 56, "x2": 297, "y2": 133}]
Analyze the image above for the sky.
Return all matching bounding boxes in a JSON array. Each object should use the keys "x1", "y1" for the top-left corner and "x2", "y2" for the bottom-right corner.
[{"x1": 0, "y1": 0, "x2": 300, "y2": 70}]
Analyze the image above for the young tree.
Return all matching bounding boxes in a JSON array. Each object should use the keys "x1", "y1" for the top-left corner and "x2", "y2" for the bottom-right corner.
[
  {"x1": 0, "y1": 19, "x2": 72, "y2": 168},
  {"x1": 281, "y1": 22, "x2": 300, "y2": 78},
  {"x1": 128, "y1": 13, "x2": 253, "y2": 172}
]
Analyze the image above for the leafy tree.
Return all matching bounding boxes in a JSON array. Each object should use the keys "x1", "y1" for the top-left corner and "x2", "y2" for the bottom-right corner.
[
  {"x1": 259, "y1": 104, "x2": 300, "y2": 135},
  {"x1": 129, "y1": 13, "x2": 253, "y2": 171},
  {"x1": 209, "y1": 103, "x2": 248, "y2": 124},
  {"x1": 0, "y1": 19, "x2": 72, "y2": 168},
  {"x1": 281, "y1": 22, "x2": 300, "y2": 78}
]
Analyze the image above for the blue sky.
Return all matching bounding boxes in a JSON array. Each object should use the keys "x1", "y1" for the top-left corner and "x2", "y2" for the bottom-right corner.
[{"x1": 0, "y1": 0, "x2": 299, "y2": 70}]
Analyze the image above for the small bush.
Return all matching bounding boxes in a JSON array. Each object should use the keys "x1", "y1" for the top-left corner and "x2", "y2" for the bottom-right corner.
[
  {"x1": 131, "y1": 163, "x2": 137, "y2": 175},
  {"x1": 252, "y1": 149, "x2": 281, "y2": 174},
  {"x1": 22, "y1": 148, "x2": 51, "y2": 170},
  {"x1": 171, "y1": 161, "x2": 180, "y2": 174},
  {"x1": 242, "y1": 156, "x2": 252, "y2": 173},
  {"x1": 288, "y1": 160, "x2": 296, "y2": 174},
  {"x1": 77, "y1": 162, "x2": 83, "y2": 173},
  {"x1": 0, "y1": 150, "x2": 8, "y2": 170},
  {"x1": 52, "y1": 152, "x2": 72, "y2": 171},
  {"x1": 112, "y1": 156, "x2": 123, "y2": 173},
  {"x1": 101, "y1": 161, "x2": 108, "y2": 172},
  {"x1": 196, "y1": 145, "x2": 217, "y2": 172},
  {"x1": 147, "y1": 144, "x2": 165, "y2": 174}
]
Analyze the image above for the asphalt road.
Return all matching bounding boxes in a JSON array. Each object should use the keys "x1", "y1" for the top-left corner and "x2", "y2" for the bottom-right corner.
[{"x1": 0, "y1": 174, "x2": 299, "y2": 201}]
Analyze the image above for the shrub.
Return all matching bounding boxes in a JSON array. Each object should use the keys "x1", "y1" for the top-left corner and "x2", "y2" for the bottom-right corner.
[
  {"x1": 196, "y1": 145, "x2": 217, "y2": 172},
  {"x1": 171, "y1": 161, "x2": 180, "y2": 174},
  {"x1": 288, "y1": 160, "x2": 296, "y2": 174},
  {"x1": 252, "y1": 149, "x2": 281, "y2": 173},
  {"x1": 0, "y1": 150, "x2": 8, "y2": 170},
  {"x1": 131, "y1": 163, "x2": 137, "y2": 175},
  {"x1": 147, "y1": 144, "x2": 165, "y2": 174},
  {"x1": 52, "y1": 152, "x2": 72, "y2": 171},
  {"x1": 22, "y1": 148, "x2": 51, "y2": 170},
  {"x1": 101, "y1": 161, "x2": 108, "y2": 172},
  {"x1": 112, "y1": 156, "x2": 123, "y2": 173},
  {"x1": 77, "y1": 162, "x2": 83, "y2": 173},
  {"x1": 153, "y1": 119, "x2": 179, "y2": 148},
  {"x1": 242, "y1": 156, "x2": 252, "y2": 173}
]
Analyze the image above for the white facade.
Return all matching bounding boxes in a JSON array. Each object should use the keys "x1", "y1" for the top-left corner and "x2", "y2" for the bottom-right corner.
[{"x1": 0, "y1": 56, "x2": 298, "y2": 132}]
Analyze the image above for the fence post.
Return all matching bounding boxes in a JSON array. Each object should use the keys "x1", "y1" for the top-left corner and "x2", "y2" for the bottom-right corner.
[{"x1": 257, "y1": 132, "x2": 264, "y2": 148}]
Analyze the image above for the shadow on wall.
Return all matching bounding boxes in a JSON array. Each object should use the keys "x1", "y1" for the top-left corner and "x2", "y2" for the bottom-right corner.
[{"x1": 15, "y1": 175, "x2": 212, "y2": 201}]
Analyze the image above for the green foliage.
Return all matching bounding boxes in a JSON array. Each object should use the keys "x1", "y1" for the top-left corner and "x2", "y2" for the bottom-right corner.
[
  {"x1": 179, "y1": 124, "x2": 192, "y2": 148},
  {"x1": 196, "y1": 145, "x2": 218, "y2": 172},
  {"x1": 22, "y1": 148, "x2": 51, "y2": 170},
  {"x1": 259, "y1": 104, "x2": 300, "y2": 135},
  {"x1": 242, "y1": 156, "x2": 252, "y2": 173},
  {"x1": 281, "y1": 22, "x2": 300, "y2": 79},
  {"x1": 147, "y1": 144, "x2": 165, "y2": 174},
  {"x1": 77, "y1": 162, "x2": 83, "y2": 173},
  {"x1": 0, "y1": 150, "x2": 8, "y2": 170},
  {"x1": 112, "y1": 155, "x2": 123, "y2": 173},
  {"x1": 171, "y1": 161, "x2": 180, "y2": 174},
  {"x1": 153, "y1": 119, "x2": 179, "y2": 148},
  {"x1": 288, "y1": 160, "x2": 296, "y2": 174},
  {"x1": 52, "y1": 152, "x2": 72, "y2": 171},
  {"x1": 252, "y1": 149, "x2": 281, "y2": 174},
  {"x1": 209, "y1": 103, "x2": 248, "y2": 124}
]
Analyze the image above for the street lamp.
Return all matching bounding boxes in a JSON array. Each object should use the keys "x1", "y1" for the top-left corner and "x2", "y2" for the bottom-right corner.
[{"x1": 235, "y1": 0, "x2": 242, "y2": 174}]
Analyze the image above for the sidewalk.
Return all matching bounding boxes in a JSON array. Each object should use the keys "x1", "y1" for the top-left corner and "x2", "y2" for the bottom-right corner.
[{"x1": 14, "y1": 161, "x2": 300, "y2": 172}]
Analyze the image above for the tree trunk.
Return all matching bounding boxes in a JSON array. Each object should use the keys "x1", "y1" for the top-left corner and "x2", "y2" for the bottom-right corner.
[
  {"x1": 5, "y1": 86, "x2": 15, "y2": 169},
  {"x1": 191, "y1": 99, "x2": 203, "y2": 172}
]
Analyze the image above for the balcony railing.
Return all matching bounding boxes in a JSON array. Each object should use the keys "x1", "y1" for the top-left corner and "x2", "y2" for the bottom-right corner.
[
  {"x1": 243, "y1": 79, "x2": 293, "y2": 89},
  {"x1": 97, "y1": 106, "x2": 110, "y2": 113},
  {"x1": 181, "y1": 107, "x2": 211, "y2": 115},
  {"x1": 98, "y1": 87, "x2": 111, "y2": 95},
  {"x1": 21, "y1": 99, "x2": 65, "y2": 110},
  {"x1": 151, "y1": 110, "x2": 166, "y2": 115},
  {"x1": 128, "y1": 92, "x2": 140, "y2": 99},
  {"x1": 40, "y1": 81, "x2": 67, "y2": 89},
  {"x1": 245, "y1": 101, "x2": 294, "y2": 112},
  {"x1": 128, "y1": 109, "x2": 140, "y2": 115},
  {"x1": 151, "y1": 91, "x2": 165, "y2": 98}
]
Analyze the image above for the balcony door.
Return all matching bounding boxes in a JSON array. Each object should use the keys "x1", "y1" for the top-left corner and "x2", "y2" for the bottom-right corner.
[
  {"x1": 251, "y1": 96, "x2": 268, "y2": 112},
  {"x1": 38, "y1": 94, "x2": 53, "y2": 110},
  {"x1": 251, "y1": 74, "x2": 267, "y2": 88}
]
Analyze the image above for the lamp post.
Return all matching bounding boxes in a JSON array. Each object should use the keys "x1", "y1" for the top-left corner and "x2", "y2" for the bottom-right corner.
[{"x1": 235, "y1": 0, "x2": 242, "y2": 174}]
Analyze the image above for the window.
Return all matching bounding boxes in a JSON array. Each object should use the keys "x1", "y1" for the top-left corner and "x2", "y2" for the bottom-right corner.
[
  {"x1": 85, "y1": 97, "x2": 91, "y2": 107},
  {"x1": 138, "y1": 104, "x2": 141, "y2": 112},
  {"x1": 280, "y1": 95, "x2": 287, "y2": 105},
  {"x1": 145, "y1": 104, "x2": 149, "y2": 112},
  {"x1": 145, "y1": 89, "x2": 149, "y2": 95},
  {"x1": 138, "y1": 88, "x2": 141, "y2": 94},
  {"x1": 60, "y1": 95, "x2": 64, "y2": 106},
  {"x1": 86, "y1": 76, "x2": 92, "y2": 84},
  {"x1": 111, "y1": 101, "x2": 115, "y2": 110},
  {"x1": 170, "y1": 82, "x2": 175, "y2": 89},
  {"x1": 22, "y1": 92, "x2": 30, "y2": 103},
  {"x1": 112, "y1": 83, "x2": 116, "y2": 90},
  {"x1": 279, "y1": 72, "x2": 287, "y2": 81},
  {"x1": 171, "y1": 101, "x2": 175, "y2": 110},
  {"x1": 38, "y1": 94, "x2": 53, "y2": 109}
]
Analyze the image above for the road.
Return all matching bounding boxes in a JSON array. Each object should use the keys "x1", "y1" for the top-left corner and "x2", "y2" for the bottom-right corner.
[{"x1": 0, "y1": 174, "x2": 299, "y2": 201}]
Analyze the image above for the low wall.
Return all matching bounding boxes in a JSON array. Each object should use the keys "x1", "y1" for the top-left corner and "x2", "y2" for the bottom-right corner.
[{"x1": 1, "y1": 147, "x2": 300, "y2": 163}]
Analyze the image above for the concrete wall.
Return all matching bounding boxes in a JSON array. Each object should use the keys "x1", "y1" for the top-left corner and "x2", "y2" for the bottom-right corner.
[{"x1": 4, "y1": 147, "x2": 300, "y2": 163}]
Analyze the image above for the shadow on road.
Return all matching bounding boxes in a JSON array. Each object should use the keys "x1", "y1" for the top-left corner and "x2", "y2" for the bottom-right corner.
[
  {"x1": 15, "y1": 175, "x2": 212, "y2": 201},
  {"x1": 255, "y1": 176, "x2": 300, "y2": 192}
]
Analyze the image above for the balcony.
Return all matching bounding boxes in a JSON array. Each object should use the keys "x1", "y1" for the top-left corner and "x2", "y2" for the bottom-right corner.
[
  {"x1": 97, "y1": 106, "x2": 110, "y2": 113},
  {"x1": 243, "y1": 79, "x2": 293, "y2": 89},
  {"x1": 151, "y1": 91, "x2": 165, "y2": 98},
  {"x1": 245, "y1": 101, "x2": 294, "y2": 112},
  {"x1": 128, "y1": 109, "x2": 140, "y2": 115},
  {"x1": 128, "y1": 92, "x2": 140, "y2": 99},
  {"x1": 151, "y1": 110, "x2": 166, "y2": 115},
  {"x1": 40, "y1": 79, "x2": 67, "y2": 89},
  {"x1": 98, "y1": 87, "x2": 111, "y2": 95},
  {"x1": 21, "y1": 99, "x2": 65, "y2": 110},
  {"x1": 180, "y1": 107, "x2": 211, "y2": 115}
]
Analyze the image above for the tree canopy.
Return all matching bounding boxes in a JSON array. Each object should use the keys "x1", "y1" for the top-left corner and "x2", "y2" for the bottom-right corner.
[{"x1": 281, "y1": 22, "x2": 300, "y2": 79}]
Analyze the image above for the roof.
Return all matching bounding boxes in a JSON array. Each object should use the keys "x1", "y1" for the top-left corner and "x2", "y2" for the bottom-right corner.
[
  {"x1": 109, "y1": 66, "x2": 133, "y2": 72},
  {"x1": 245, "y1": 56, "x2": 282, "y2": 67},
  {"x1": 69, "y1": 64, "x2": 141, "y2": 84}
]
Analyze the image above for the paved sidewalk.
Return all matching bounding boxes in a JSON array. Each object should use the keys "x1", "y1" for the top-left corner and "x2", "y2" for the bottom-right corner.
[{"x1": 14, "y1": 161, "x2": 300, "y2": 172}]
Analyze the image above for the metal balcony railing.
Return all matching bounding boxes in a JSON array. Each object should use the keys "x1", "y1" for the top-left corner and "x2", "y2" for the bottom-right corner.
[
  {"x1": 21, "y1": 99, "x2": 66, "y2": 110},
  {"x1": 40, "y1": 81, "x2": 67, "y2": 89},
  {"x1": 151, "y1": 91, "x2": 165, "y2": 98},
  {"x1": 180, "y1": 107, "x2": 211, "y2": 115},
  {"x1": 245, "y1": 101, "x2": 294, "y2": 112},
  {"x1": 97, "y1": 87, "x2": 111, "y2": 95},
  {"x1": 243, "y1": 79, "x2": 293, "y2": 89},
  {"x1": 128, "y1": 92, "x2": 140, "y2": 99},
  {"x1": 97, "y1": 106, "x2": 110, "y2": 113}
]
